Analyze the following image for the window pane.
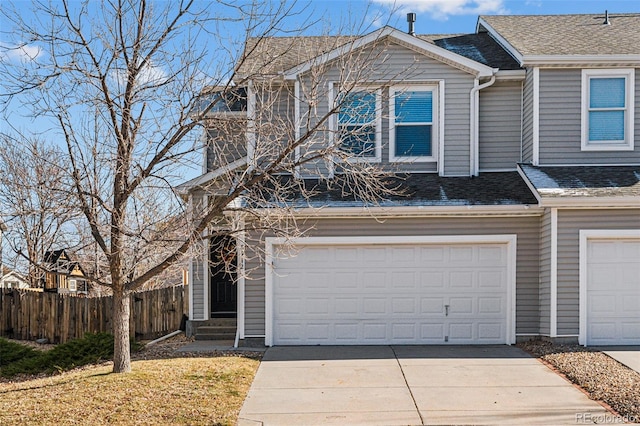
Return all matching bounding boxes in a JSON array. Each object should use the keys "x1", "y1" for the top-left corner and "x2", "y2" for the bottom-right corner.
[
  {"x1": 339, "y1": 92, "x2": 376, "y2": 124},
  {"x1": 340, "y1": 125, "x2": 376, "y2": 157},
  {"x1": 590, "y1": 78, "x2": 625, "y2": 108},
  {"x1": 395, "y1": 91, "x2": 432, "y2": 123},
  {"x1": 589, "y1": 110, "x2": 625, "y2": 141},
  {"x1": 395, "y1": 125, "x2": 432, "y2": 156}
]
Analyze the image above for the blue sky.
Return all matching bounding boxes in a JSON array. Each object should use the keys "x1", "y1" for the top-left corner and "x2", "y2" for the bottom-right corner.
[
  {"x1": 305, "y1": 0, "x2": 639, "y2": 35},
  {"x1": 1, "y1": 0, "x2": 638, "y2": 164}
]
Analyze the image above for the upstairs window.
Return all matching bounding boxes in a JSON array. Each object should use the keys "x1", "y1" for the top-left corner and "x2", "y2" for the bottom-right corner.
[
  {"x1": 581, "y1": 69, "x2": 635, "y2": 151},
  {"x1": 390, "y1": 85, "x2": 438, "y2": 162},
  {"x1": 336, "y1": 89, "x2": 381, "y2": 160}
]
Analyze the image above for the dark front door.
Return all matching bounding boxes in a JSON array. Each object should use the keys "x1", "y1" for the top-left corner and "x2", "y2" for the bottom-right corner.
[{"x1": 210, "y1": 235, "x2": 237, "y2": 318}]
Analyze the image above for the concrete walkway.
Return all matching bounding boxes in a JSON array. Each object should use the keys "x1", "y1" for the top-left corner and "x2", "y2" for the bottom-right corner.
[
  {"x1": 596, "y1": 346, "x2": 640, "y2": 374},
  {"x1": 238, "y1": 345, "x2": 609, "y2": 425}
]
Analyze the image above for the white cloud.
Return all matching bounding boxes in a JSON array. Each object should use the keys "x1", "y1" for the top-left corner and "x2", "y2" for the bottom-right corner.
[
  {"x1": 373, "y1": 0, "x2": 507, "y2": 20},
  {"x1": 110, "y1": 61, "x2": 168, "y2": 88},
  {"x1": 0, "y1": 43, "x2": 43, "y2": 62}
]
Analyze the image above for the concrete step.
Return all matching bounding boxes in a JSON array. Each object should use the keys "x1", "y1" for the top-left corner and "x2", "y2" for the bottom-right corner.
[
  {"x1": 197, "y1": 326, "x2": 236, "y2": 334},
  {"x1": 196, "y1": 333, "x2": 236, "y2": 341},
  {"x1": 202, "y1": 318, "x2": 237, "y2": 327}
]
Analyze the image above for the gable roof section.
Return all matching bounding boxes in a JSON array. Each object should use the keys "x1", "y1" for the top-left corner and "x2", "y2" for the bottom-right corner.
[
  {"x1": 479, "y1": 13, "x2": 640, "y2": 66},
  {"x1": 518, "y1": 164, "x2": 640, "y2": 207},
  {"x1": 283, "y1": 27, "x2": 496, "y2": 79}
]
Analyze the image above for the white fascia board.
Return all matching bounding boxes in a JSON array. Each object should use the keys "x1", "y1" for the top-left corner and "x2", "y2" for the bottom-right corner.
[
  {"x1": 494, "y1": 70, "x2": 526, "y2": 81},
  {"x1": 516, "y1": 164, "x2": 543, "y2": 205},
  {"x1": 477, "y1": 18, "x2": 524, "y2": 66},
  {"x1": 522, "y1": 55, "x2": 640, "y2": 67},
  {"x1": 537, "y1": 196, "x2": 640, "y2": 208},
  {"x1": 175, "y1": 157, "x2": 247, "y2": 195},
  {"x1": 289, "y1": 204, "x2": 543, "y2": 218},
  {"x1": 283, "y1": 26, "x2": 496, "y2": 80}
]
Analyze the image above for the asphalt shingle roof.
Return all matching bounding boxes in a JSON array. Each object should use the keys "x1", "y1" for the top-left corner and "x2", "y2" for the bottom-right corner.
[
  {"x1": 519, "y1": 164, "x2": 640, "y2": 198},
  {"x1": 480, "y1": 13, "x2": 640, "y2": 56},
  {"x1": 256, "y1": 172, "x2": 538, "y2": 208},
  {"x1": 431, "y1": 33, "x2": 520, "y2": 70}
]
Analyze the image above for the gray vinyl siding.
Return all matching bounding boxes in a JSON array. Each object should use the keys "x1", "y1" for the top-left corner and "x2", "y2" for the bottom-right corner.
[
  {"x1": 479, "y1": 81, "x2": 523, "y2": 171},
  {"x1": 206, "y1": 122, "x2": 247, "y2": 172},
  {"x1": 538, "y1": 209, "x2": 552, "y2": 336},
  {"x1": 254, "y1": 83, "x2": 296, "y2": 169},
  {"x1": 297, "y1": 42, "x2": 475, "y2": 177},
  {"x1": 243, "y1": 215, "x2": 541, "y2": 336},
  {"x1": 189, "y1": 191, "x2": 207, "y2": 320},
  {"x1": 538, "y1": 68, "x2": 640, "y2": 164},
  {"x1": 521, "y1": 68, "x2": 534, "y2": 163},
  {"x1": 556, "y1": 209, "x2": 640, "y2": 335},
  {"x1": 191, "y1": 252, "x2": 206, "y2": 320}
]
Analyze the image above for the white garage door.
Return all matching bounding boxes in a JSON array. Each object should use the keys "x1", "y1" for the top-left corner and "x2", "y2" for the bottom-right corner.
[
  {"x1": 585, "y1": 238, "x2": 640, "y2": 345},
  {"x1": 270, "y1": 240, "x2": 512, "y2": 345}
]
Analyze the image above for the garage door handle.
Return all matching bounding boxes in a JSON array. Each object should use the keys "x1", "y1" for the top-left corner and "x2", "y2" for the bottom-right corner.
[{"x1": 444, "y1": 304, "x2": 449, "y2": 316}]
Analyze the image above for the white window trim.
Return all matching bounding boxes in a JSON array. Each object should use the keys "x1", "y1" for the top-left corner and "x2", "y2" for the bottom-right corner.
[
  {"x1": 331, "y1": 85, "x2": 382, "y2": 163},
  {"x1": 389, "y1": 84, "x2": 439, "y2": 163},
  {"x1": 69, "y1": 279, "x2": 77, "y2": 292},
  {"x1": 581, "y1": 68, "x2": 635, "y2": 151}
]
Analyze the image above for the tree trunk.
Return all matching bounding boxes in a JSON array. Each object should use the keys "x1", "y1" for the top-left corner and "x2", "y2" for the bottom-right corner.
[{"x1": 112, "y1": 288, "x2": 131, "y2": 373}]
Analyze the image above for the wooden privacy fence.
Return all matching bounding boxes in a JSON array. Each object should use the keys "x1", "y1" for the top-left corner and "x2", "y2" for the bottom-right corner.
[{"x1": 0, "y1": 286, "x2": 187, "y2": 343}]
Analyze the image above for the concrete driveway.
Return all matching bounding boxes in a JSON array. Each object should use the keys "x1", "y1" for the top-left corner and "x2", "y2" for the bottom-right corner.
[{"x1": 238, "y1": 345, "x2": 610, "y2": 425}]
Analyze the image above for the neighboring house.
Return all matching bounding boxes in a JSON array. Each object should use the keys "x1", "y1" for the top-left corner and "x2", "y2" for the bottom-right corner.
[
  {"x1": 0, "y1": 266, "x2": 29, "y2": 289},
  {"x1": 179, "y1": 13, "x2": 640, "y2": 347},
  {"x1": 42, "y1": 249, "x2": 89, "y2": 295}
]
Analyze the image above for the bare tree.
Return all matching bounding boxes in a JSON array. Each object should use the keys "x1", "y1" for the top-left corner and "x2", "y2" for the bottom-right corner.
[
  {"x1": 0, "y1": 134, "x2": 77, "y2": 284},
  {"x1": 1, "y1": 0, "x2": 404, "y2": 373}
]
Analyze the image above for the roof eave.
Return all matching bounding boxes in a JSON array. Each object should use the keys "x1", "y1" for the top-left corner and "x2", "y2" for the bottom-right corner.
[
  {"x1": 520, "y1": 54, "x2": 640, "y2": 67},
  {"x1": 289, "y1": 204, "x2": 543, "y2": 218},
  {"x1": 175, "y1": 156, "x2": 247, "y2": 198},
  {"x1": 537, "y1": 196, "x2": 640, "y2": 208}
]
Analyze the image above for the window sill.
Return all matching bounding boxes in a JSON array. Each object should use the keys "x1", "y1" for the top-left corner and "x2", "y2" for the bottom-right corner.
[
  {"x1": 581, "y1": 142, "x2": 634, "y2": 152},
  {"x1": 389, "y1": 156, "x2": 437, "y2": 163}
]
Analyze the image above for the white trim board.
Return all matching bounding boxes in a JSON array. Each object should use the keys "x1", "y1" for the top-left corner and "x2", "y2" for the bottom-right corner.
[
  {"x1": 578, "y1": 229, "x2": 640, "y2": 346},
  {"x1": 265, "y1": 234, "x2": 517, "y2": 347}
]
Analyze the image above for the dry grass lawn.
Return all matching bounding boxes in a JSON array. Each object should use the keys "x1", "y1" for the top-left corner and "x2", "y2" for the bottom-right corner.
[{"x1": 0, "y1": 355, "x2": 260, "y2": 425}]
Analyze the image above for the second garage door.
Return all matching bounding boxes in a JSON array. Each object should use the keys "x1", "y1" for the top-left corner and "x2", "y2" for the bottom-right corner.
[
  {"x1": 269, "y1": 238, "x2": 515, "y2": 345},
  {"x1": 584, "y1": 237, "x2": 640, "y2": 345}
]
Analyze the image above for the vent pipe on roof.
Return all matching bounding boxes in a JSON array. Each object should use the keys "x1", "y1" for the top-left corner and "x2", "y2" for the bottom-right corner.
[
  {"x1": 603, "y1": 10, "x2": 610, "y2": 25},
  {"x1": 407, "y1": 13, "x2": 416, "y2": 36}
]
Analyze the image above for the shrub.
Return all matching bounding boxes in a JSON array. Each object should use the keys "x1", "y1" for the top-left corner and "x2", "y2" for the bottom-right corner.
[{"x1": 0, "y1": 333, "x2": 140, "y2": 378}]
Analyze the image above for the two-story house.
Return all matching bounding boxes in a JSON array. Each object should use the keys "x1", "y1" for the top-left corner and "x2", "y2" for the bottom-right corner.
[
  {"x1": 180, "y1": 12, "x2": 640, "y2": 347},
  {"x1": 42, "y1": 249, "x2": 89, "y2": 295}
]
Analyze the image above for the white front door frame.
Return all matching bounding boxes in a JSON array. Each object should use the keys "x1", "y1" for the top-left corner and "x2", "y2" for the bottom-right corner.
[
  {"x1": 579, "y1": 229, "x2": 640, "y2": 346},
  {"x1": 265, "y1": 234, "x2": 518, "y2": 347}
]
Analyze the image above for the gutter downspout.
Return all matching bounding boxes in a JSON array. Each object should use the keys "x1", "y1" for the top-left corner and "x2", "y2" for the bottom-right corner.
[{"x1": 470, "y1": 75, "x2": 496, "y2": 176}]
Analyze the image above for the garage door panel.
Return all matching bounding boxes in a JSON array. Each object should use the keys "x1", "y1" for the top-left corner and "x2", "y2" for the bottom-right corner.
[
  {"x1": 420, "y1": 271, "x2": 445, "y2": 288},
  {"x1": 273, "y1": 242, "x2": 510, "y2": 345},
  {"x1": 392, "y1": 271, "x2": 418, "y2": 289},
  {"x1": 586, "y1": 238, "x2": 640, "y2": 345},
  {"x1": 421, "y1": 297, "x2": 445, "y2": 314}
]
